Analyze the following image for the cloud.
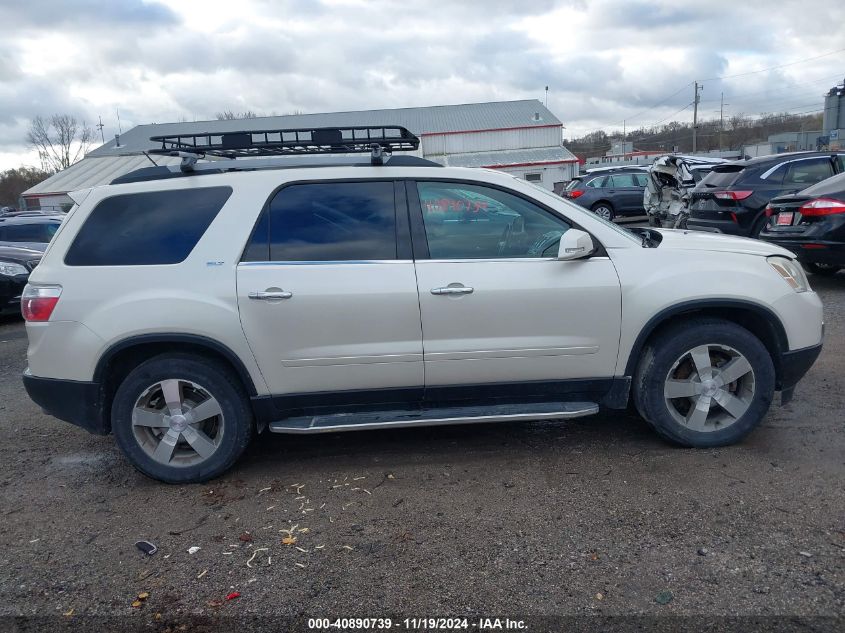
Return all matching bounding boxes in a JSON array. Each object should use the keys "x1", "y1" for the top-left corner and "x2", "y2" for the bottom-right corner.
[{"x1": 0, "y1": 0, "x2": 844, "y2": 167}]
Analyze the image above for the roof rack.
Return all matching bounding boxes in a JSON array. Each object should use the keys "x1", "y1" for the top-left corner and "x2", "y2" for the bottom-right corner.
[{"x1": 149, "y1": 125, "x2": 420, "y2": 171}]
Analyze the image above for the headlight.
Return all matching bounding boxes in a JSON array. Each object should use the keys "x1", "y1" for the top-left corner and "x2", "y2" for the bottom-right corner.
[
  {"x1": 767, "y1": 256, "x2": 809, "y2": 293},
  {"x1": 0, "y1": 262, "x2": 28, "y2": 276}
]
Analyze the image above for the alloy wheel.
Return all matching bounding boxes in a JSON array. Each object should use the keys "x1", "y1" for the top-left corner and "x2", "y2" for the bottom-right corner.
[
  {"x1": 131, "y1": 379, "x2": 225, "y2": 467},
  {"x1": 663, "y1": 344, "x2": 756, "y2": 432}
]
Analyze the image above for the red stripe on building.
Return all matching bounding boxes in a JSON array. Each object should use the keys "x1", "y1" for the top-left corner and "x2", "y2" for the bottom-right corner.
[
  {"x1": 481, "y1": 159, "x2": 579, "y2": 169},
  {"x1": 420, "y1": 124, "x2": 561, "y2": 137}
]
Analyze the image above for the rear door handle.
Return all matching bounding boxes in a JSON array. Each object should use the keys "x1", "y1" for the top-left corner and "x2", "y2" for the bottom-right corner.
[
  {"x1": 249, "y1": 290, "x2": 293, "y2": 300},
  {"x1": 431, "y1": 286, "x2": 474, "y2": 296}
]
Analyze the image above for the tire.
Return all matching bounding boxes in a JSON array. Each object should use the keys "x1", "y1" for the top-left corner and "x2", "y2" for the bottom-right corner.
[
  {"x1": 750, "y1": 214, "x2": 768, "y2": 239},
  {"x1": 591, "y1": 203, "x2": 615, "y2": 221},
  {"x1": 112, "y1": 354, "x2": 254, "y2": 483},
  {"x1": 634, "y1": 318, "x2": 775, "y2": 448},
  {"x1": 803, "y1": 262, "x2": 842, "y2": 276}
]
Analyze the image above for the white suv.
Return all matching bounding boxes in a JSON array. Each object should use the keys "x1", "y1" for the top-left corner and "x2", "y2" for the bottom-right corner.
[{"x1": 21, "y1": 126, "x2": 824, "y2": 483}]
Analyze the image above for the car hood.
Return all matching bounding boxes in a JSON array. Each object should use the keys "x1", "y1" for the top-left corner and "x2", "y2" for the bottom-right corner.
[{"x1": 653, "y1": 228, "x2": 794, "y2": 257}]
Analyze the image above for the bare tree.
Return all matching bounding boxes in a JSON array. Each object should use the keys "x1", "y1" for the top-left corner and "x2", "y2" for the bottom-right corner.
[
  {"x1": 215, "y1": 110, "x2": 259, "y2": 120},
  {"x1": 26, "y1": 115, "x2": 94, "y2": 173}
]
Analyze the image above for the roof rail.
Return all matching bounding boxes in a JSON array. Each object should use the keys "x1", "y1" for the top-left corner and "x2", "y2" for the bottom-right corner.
[{"x1": 149, "y1": 125, "x2": 420, "y2": 170}]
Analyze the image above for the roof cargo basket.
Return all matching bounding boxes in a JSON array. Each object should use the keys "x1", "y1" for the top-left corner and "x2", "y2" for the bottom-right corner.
[{"x1": 149, "y1": 125, "x2": 420, "y2": 170}]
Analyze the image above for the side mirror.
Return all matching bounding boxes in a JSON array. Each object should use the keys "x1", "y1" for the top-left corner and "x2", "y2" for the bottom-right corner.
[{"x1": 557, "y1": 229, "x2": 596, "y2": 261}]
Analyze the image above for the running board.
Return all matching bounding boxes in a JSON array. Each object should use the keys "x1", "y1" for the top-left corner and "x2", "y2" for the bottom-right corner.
[{"x1": 268, "y1": 401, "x2": 599, "y2": 434}]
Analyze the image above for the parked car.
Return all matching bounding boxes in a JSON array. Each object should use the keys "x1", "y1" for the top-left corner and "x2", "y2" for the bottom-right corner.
[
  {"x1": 644, "y1": 155, "x2": 729, "y2": 228},
  {"x1": 22, "y1": 125, "x2": 823, "y2": 483},
  {"x1": 562, "y1": 167, "x2": 650, "y2": 221},
  {"x1": 687, "y1": 151, "x2": 845, "y2": 237},
  {"x1": 0, "y1": 245, "x2": 41, "y2": 315},
  {"x1": 0, "y1": 215, "x2": 63, "y2": 250},
  {"x1": 759, "y1": 171, "x2": 845, "y2": 276}
]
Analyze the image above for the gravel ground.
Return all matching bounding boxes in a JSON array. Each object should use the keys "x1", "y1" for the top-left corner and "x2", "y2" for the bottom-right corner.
[{"x1": 0, "y1": 274, "x2": 843, "y2": 632}]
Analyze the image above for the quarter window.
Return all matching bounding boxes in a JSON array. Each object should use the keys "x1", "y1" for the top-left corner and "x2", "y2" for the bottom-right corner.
[
  {"x1": 65, "y1": 187, "x2": 231, "y2": 266},
  {"x1": 251, "y1": 181, "x2": 397, "y2": 262},
  {"x1": 416, "y1": 181, "x2": 570, "y2": 259},
  {"x1": 585, "y1": 176, "x2": 607, "y2": 188}
]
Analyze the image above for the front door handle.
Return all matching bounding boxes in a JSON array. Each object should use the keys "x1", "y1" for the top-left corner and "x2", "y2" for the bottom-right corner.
[
  {"x1": 249, "y1": 290, "x2": 293, "y2": 300},
  {"x1": 431, "y1": 285, "x2": 474, "y2": 296}
]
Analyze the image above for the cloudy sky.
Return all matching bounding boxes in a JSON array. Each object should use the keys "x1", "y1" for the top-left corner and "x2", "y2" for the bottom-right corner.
[{"x1": 1, "y1": 0, "x2": 844, "y2": 169}]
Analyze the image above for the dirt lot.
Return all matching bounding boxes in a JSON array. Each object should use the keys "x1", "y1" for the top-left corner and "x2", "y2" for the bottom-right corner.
[{"x1": 0, "y1": 276, "x2": 843, "y2": 632}]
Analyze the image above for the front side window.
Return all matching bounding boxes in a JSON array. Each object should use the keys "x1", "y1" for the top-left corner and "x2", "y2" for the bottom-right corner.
[
  {"x1": 253, "y1": 181, "x2": 397, "y2": 262},
  {"x1": 417, "y1": 181, "x2": 570, "y2": 259},
  {"x1": 783, "y1": 159, "x2": 833, "y2": 187},
  {"x1": 65, "y1": 187, "x2": 231, "y2": 266}
]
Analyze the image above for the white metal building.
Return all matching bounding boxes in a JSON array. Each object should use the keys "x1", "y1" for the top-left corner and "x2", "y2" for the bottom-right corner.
[{"x1": 22, "y1": 100, "x2": 578, "y2": 211}]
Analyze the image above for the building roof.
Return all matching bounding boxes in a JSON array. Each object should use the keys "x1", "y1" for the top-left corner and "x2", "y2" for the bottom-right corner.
[
  {"x1": 445, "y1": 146, "x2": 577, "y2": 169},
  {"x1": 24, "y1": 100, "x2": 565, "y2": 197},
  {"x1": 24, "y1": 155, "x2": 182, "y2": 196},
  {"x1": 88, "y1": 100, "x2": 561, "y2": 157}
]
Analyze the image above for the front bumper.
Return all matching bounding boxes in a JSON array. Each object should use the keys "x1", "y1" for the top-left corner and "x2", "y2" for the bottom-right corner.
[{"x1": 22, "y1": 369, "x2": 108, "y2": 435}]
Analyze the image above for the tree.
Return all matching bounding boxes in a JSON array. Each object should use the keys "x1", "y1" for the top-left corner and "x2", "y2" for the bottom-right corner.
[
  {"x1": 0, "y1": 167, "x2": 52, "y2": 207},
  {"x1": 26, "y1": 115, "x2": 93, "y2": 173},
  {"x1": 215, "y1": 110, "x2": 259, "y2": 120}
]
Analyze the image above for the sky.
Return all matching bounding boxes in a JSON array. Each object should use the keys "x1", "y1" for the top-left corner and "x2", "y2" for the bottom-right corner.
[{"x1": 1, "y1": 0, "x2": 844, "y2": 170}]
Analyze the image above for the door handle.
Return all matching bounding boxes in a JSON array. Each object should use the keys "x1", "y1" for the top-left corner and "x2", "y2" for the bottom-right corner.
[
  {"x1": 249, "y1": 290, "x2": 293, "y2": 300},
  {"x1": 431, "y1": 286, "x2": 474, "y2": 296}
]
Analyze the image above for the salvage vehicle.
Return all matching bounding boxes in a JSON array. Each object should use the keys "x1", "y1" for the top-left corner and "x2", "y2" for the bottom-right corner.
[
  {"x1": 0, "y1": 245, "x2": 41, "y2": 315},
  {"x1": 759, "y1": 171, "x2": 845, "y2": 276},
  {"x1": 687, "y1": 152, "x2": 845, "y2": 238},
  {"x1": 22, "y1": 126, "x2": 824, "y2": 483},
  {"x1": 563, "y1": 166, "x2": 649, "y2": 221},
  {"x1": 643, "y1": 155, "x2": 728, "y2": 228}
]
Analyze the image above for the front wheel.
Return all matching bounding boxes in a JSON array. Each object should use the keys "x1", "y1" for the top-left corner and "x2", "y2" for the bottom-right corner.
[
  {"x1": 634, "y1": 318, "x2": 775, "y2": 447},
  {"x1": 112, "y1": 354, "x2": 254, "y2": 483},
  {"x1": 803, "y1": 262, "x2": 841, "y2": 276}
]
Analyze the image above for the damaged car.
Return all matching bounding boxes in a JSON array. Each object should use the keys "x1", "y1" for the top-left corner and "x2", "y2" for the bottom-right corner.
[{"x1": 644, "y1": 155, "x2": 729, "y2": 228}]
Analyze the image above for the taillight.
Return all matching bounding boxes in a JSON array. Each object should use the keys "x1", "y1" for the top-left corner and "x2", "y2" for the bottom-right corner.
[
  {"x1": 764, "y1": 206, "x2": 775, "y2": 217},
  {"x1": 799, "y1": 197, "x2": 845, "y2": 216},
  {"x1": 21, "y1": 285, "x2": 62, "y2": 322},
  {"x1": 569, "y1": 190, "x2": 584, "y2": 199},
  {"x1": 714, "y1": 191, "x2": 754, "y2": 201}
]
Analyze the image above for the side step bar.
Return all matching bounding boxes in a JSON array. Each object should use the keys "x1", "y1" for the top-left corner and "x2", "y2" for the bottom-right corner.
[{"x1": 268, "y1": 401, "x2": 599, "y2": 434}]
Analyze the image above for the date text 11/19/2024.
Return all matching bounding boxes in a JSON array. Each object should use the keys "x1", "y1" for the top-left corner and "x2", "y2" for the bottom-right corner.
[{"x1": 307, "y1": 617, "x2": 528, "y2": 630}]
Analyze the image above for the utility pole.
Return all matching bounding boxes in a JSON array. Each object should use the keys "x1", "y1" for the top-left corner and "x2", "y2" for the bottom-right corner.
[
  {"x1": 692, "y1": 81, "x2": 702, "y2": 153},
  {"x1": 623, "y1": 119, "x2": 626, "y2": 158},
  {"x1": 544, "y1": 86, "x2": 549, "y2": 107},
  {"x1": 96, "y1": 116, "x2": 105, "y2": 144},
  {"x1": 718, "y1": 92, "x2": 729, "y2": 153}
]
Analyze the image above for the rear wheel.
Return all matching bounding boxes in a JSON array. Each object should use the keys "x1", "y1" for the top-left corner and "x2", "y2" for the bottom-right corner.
[
  {"x1": 591, "y1": 203, "x2": 615, "y2": 221},
  {"x1": 112, "y1": 354, "x2": 254, "y2": 483},
  {"x1": 803, "y1": 262, "x2": 841, "y2": 276},
  {"x1": 634, "y1": 318, "x2": 775, "y2": 447},
  {"x1": 750, "y1": 215, "x2": 768, "y2": 238}
]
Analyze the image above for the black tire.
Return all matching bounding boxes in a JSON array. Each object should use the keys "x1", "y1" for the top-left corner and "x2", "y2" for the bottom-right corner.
[
  {"x1": 803, "y1": 262, "x2": 842, "y2": 276},
  {"x1": 591, "y1": 202, "x2": 615, "y2": 221},
  {"x1": 112, "y1": 354, "x2": 254, "y2": 483},
  {"x1": 634, "y1": 318, "x2": 775, "y2": 447},
  {"x1": 750, "y1": 214, "x2": 768, "y2": 239}
]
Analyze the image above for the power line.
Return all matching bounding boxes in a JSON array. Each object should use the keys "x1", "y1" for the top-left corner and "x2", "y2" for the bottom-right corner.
[
  {"x1": 608, "y1": 81, "x2": 694, "y2": 127},
  {"x1": 700, "y1": 47, "x2": 845, "y2": 82}
]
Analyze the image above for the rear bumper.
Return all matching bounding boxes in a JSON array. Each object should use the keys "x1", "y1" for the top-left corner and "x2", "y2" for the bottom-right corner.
[
  {"x1": 686, "y1": 217, "x2": 746, "y2": 236},
  {"x1": 22, "y1": 369, "x2": 108, "y2": 435},
  {"x1": 760, "y1": 238, "x2": 845, "y2": 266}
]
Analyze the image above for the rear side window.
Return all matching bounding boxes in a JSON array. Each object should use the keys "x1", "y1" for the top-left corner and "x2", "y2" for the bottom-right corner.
[
  {"x1": 634, "y1": 174, "x2": 649, "y2": 187},
  {"x1": 65, "y1": 187, "x2": 231, "y2": 266},
  {"x1": 244, "y1": 181, "x2": 397, "y2": 262},
  {"x1": 610, "y1": 174, "x2": 638, "y2": 187},
  {"x1": 783, "y1": 158, "x2": 834, "y2": 187}
]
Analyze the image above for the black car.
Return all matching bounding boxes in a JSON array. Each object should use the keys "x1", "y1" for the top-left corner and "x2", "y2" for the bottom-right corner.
[
  {"x1": 687, "y1": 151, "x2": 845, "y2": 237},
  {"x1": 0, "y1": 244, "x2": 41, "y2": 315},
  {"x1": 759, "y1": 171, "x2": 845, "y2": 276},
  {"x1": 0, "y1": 215, "x2": 63, "y2": 251},
  {"x1": 563, "y1": 168, "x2": 649, "y2": 221}
]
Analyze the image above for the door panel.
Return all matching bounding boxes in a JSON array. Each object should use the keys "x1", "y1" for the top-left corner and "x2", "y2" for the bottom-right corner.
[
  {"x1": 415, "y1": 259, "x2": 621, "y2": 385},
  {"x1": 411, "y1": 180, "x2": 622, "y2": 388},
  {"x1": 237, "y1": 262, "x2": 423, "y2": 394}
]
